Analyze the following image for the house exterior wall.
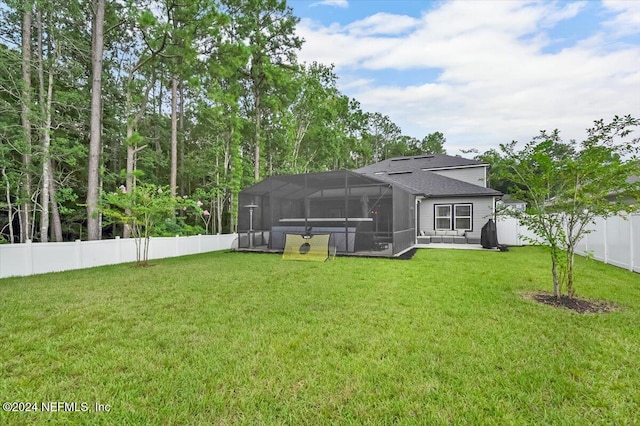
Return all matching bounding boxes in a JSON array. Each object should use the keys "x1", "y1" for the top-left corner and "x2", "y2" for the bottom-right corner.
[
  {"x1": 419, "y1": 196, "x2": 496, "y2": 239},
  {"x1": 429, "y1": 166, "x2": 487, "y2": 187}
]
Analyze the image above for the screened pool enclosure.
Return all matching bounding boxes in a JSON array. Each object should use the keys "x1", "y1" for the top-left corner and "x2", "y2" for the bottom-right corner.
[{"x1": 237, "y1": 170, "x2": 416, "y2": 257}]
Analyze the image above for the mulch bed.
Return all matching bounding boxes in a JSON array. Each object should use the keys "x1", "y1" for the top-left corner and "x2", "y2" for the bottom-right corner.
[
  {"x1": 396, "y1": 248, "x2": 418, "y2": 260},
  {"x1": 526, "y1": 292, "x2": 619, "y2": 314}
]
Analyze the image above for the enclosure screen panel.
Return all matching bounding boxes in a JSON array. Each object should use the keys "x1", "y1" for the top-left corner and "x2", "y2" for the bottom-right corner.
[
  {"x1": 392, "y1": 185, "x2": 416, "y2": 255},
  {"x1": 282, "y1": 234, "x2": 330, "y2": 262}
]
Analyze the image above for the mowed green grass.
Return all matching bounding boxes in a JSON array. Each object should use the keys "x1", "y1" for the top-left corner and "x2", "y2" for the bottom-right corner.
[{"x1": 1, "y1": 247, "x2": 639, "y2": 425}]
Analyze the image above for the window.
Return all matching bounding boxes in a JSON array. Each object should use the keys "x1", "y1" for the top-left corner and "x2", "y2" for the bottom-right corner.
[
  {"x1": 434, "y1": 203, "x2": 473, "y2": 231},
  {"x1": 454, "y1": 204, "x2": 472, "y2": 231},
  {"x1": 435, "y1": 205, "x2": 452, "y2": 230}
]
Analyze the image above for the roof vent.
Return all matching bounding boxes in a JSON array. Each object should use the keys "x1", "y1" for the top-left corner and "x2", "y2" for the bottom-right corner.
[
  {"x1": 388, "y1": 171, "x2": 412, "y2": 175},
  {"x1": 390, "y1": 157, "x2": 411, "y2": 162},
  {"x1": 413, "y1": 155, "x2": 434, "y2": 159},
  {"x1": 374, "y1": 171, "x2": 385, "y2": 175}
]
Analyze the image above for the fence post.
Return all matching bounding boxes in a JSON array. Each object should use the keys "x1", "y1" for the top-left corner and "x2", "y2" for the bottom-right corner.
[
  {"x1": 630, "y1": 215, "x2": 635, "y2": 272},
  {"x1": 198, "y1": 234, "x2": 202, "y2": 253},
  {"x1": 603, "y1": 218, "x2": 608, "y2": 264},
  {"x1": 175, "y1": 234, "x2": 180, "y2": 256},
  {"x1": 75, "y1": 239, "x2": 82, "y2": 269},
  {"x1": 115, "y1": 236, "x2": 121, "y2": 263},
  {"x1": 25, "y1": 239, "x2": 33, "y2": 276},
  {"x1": 584, "y1": 226, "x2": 589, "y2": 254}
]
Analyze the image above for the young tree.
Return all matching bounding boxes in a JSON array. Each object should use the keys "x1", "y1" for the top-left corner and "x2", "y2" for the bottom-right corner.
[
  {"x1": 102, "y1": 183, "x2": 180, "y2": 264},
  {"x1": 498, "y1": 116, "x2": 640, "y2": 298}
]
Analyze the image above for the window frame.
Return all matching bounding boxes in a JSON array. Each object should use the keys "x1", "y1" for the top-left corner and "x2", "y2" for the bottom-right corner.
[
  {"x1": 433, "y1": 203, "x2": 474, "y2": 231},
  {"x1": 453, "y1": 203, "x2": 473, "y2": 231},
  {"x1": 434, "y1": 204, "x2": 452, "y2": 230}
]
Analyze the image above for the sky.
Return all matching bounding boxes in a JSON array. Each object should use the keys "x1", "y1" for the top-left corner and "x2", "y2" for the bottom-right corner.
[{"x1": 288, "y1": 0, "x2": 640, "y2": 156}]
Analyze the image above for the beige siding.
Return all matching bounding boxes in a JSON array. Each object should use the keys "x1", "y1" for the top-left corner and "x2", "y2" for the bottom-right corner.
[
  {"x1": 430, "y1": 167, "x2": 486, "y2": 187},
  {"x1": 419, "y1": 196, "x2": 496, "y2": 239}
]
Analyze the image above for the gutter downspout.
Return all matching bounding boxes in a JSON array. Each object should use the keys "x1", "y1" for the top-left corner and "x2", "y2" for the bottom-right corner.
[{"x1": 415, "y1": 196, "x2": 423, "y2": 244}]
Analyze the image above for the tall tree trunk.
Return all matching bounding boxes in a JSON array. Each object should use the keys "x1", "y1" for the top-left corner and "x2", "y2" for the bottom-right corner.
[
  {"x1": 179, "y1": 82, "x2": 185, "y2": 196},
  {"x1": 86, "y1": 0, "x2": 105, "y2": 240},
  {"x1": 216, "y1": 148, "x2": 224, "y2": 234},
  {"x1": 253, "y1": 89, "x2": 261, "y2": 181},
  {"x1": 170, "y1": 76, "x2": 178, "y2": 196},
  {"x1": 20, "y1": 5, "x2": 33, "y2": 243},
  {"x1": 2, "y1": 168, "x2": 15, "y2": 243},
  {"x1": 124, "y1": 83, "x2": 134, "y2": 238},
  {"x1": 49, "y1": 164, "x2": 63, "y2": 242},
  {"x1": 156, "y1": 75, "x2": 163, "y2": 178},
  {"x1": 230, "y1": 122, "x2": 241, "y2": 234},
  {"x1": 38, "y1": 11, "x2": 54, "y2": 242},
  {"x1": 39, "y1": 68, "x2": 53, "y2": 242},
  {"x1": 124, "y1": 117, "x2": 134, "y2": 239}
]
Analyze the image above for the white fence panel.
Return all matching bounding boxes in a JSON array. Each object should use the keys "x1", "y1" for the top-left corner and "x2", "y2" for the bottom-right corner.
[
  {"x1": 497, "y1": 217, "x2": 542, "y2": 246},
  {"x1": 148, "y1": 237, "x2": 176, "y2": 260},
  {"x1": 81, "y1": 239, "x2": 118, "y2": 268},
  {"x1": 587, "y1": 217, "x2": 607, "y2": 263},
  {"x1": 201, "y1": 235, "x2": 219, "y2": 252},
  {"x1": 120, "y1": 238, "x2": 139, "y2": 263},
  {"x1": 574, "y1": 230, "x2": 588, "y2": 254},
  {"x1": 497, "y1": 217, "x2": 519, "y2": 245},
  {"x1": 498, "y1": 214, "x2": 638, "y2": 273},
  {"x1": 216, "y1": 234, "x2": 237, "y2": 250},
  {"x1": 31, "y1": 241, "x2": 78, "y2": 274},
  {"x1": 177, "y1": 236, "x2": 199, "y2": 257},
  {"x1": 0, "y1": 234, "x2": 237, "y2": 279},
  {"x1": 0, "y1": 244, "x2": 30, "y2": 277},
  {"x1": 606, "y1": 216, "x2": 631, "y2": 269},
  {"x1": 633, "y1": 215, "x2": 640, "y2": 273}
]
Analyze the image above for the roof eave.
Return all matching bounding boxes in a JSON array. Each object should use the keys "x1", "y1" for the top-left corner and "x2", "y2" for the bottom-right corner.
[{"x1": 424, "y1": 191, "x2": 502, "y2": 198}]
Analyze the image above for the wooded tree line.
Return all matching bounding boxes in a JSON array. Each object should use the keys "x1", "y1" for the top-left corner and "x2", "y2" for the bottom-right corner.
[{"x1": 0, "y1": 0, "x2": 446, "y2": 243}]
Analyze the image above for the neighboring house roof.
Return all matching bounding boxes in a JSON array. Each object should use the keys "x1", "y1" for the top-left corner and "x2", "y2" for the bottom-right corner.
[
  {"x1": 356, "y1": 155, "x2": 502, "y2": 198},
  {"x1": 501, "y1": 194, "x2": 527, "y2": 204},
  {"x1": 606, "y1": 175, "x2": 640, "y2": 203},
  {"x1": 357, "y1": 154, "x2": 487, "y2": 175}
]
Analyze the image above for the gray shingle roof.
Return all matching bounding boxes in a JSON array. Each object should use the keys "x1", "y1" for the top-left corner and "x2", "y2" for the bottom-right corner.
[
  {"x1": 356, "y1": 154, "x2": 501, "y2": 198},
  {"x1": 357, "y1": 154, "x2": 487, "y2": 174}
]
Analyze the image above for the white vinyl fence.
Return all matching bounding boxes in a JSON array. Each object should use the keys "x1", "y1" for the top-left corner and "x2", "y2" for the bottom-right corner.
[
  {"x1": 0, "y1": 234, "x2": 238, "y2": 279},
  {"x1": 497, "y1": 215, "x2": 640, "y2": 273}
]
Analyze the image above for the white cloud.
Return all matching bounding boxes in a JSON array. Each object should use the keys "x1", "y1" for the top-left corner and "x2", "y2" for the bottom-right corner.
[
  {"x1": 540, "y1": 1, "x2": 587, "y2": 27},
  {"x1": 310, "y1": 0, "x2": 348, "y2": 8},
  {"x1": 346, "y1": 13, "x2": 420, "y2": 36},
  {"x1": 602, "y1": 0, "x2": 640, "y2": 36},
  {"x1": 297, "y1": 18, "x2": 397, "y2": 68},
  {"x1": 297, "y1": 0, "x2": 640, "y2": 155},
  {"x1": 337, "y1": 77, "x2": 376, "y2": 90}
]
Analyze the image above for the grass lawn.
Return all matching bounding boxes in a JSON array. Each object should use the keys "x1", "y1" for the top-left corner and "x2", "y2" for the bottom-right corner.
[{"x1": 1, "y1": 246, "x2": 639, "y2": 425}]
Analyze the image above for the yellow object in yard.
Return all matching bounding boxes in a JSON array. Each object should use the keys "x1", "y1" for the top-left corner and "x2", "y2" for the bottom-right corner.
[{"x1": 282, "y1": 233, "x2": 331, "y2": 262}]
